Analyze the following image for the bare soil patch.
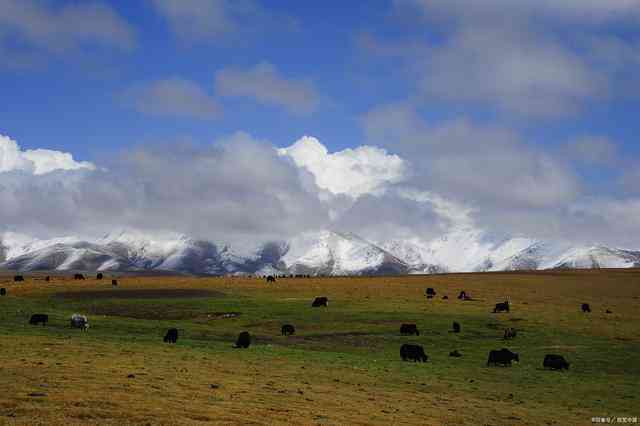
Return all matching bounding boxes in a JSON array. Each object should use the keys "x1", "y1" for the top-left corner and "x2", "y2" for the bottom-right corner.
[{"x1": 53, "y1": 288, "x2": 224, "y2": 300}]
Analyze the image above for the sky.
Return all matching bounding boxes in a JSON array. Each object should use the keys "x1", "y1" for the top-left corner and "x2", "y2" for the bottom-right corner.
[{"x1": 1, "y1": 0, "x2": 640, "y2": 249}]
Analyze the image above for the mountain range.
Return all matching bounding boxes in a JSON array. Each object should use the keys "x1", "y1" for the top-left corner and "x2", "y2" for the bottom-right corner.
[{"x1": 1, "y1": 229, "x2": 639, "y2": 276}]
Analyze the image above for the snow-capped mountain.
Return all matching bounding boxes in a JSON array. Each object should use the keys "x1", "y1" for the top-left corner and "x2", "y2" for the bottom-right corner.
[{"x1": 1, "y1": 229, "x2": 639, "y2": 275}]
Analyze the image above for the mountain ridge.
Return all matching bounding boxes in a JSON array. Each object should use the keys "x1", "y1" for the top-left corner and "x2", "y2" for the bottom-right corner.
[{"x1": 1, "y1": 230, "x2": 639, "y2": 276}]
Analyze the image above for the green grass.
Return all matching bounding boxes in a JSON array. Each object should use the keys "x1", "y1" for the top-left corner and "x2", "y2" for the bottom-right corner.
[{"x1": 0, "y1": 272, "x2": 639, "y2": 424}]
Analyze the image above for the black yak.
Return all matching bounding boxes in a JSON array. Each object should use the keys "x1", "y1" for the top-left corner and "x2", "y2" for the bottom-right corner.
[
  {"x1": 281, "y1": 324, "x2": 295, "y2": 336},
  {"x1": 400, "y1": 344, "x2": 428, "y2": 362},
  {"x1": 312, "y1": 297, "x2": 328, "y2": 307},
  {"x1": 400, "y1": 324, "x2": 420, "y2": 336},
  {"x1": 487, "y1": 348, "x2": 519, "y2": 366},
  {"x1": 235, "y1": 331, "x2": 251, "y2": 348},
  {"x1": 164, "y1": 328, "x2": 178, "y2": 343},
  {"x1": 543, "y1": 354, "x2": 570, "y2": 370},
  {"x1": 29, "y1": 314, "x2": 48, "y2": 326},
  {"x1": 493, "y1": 301, "x2": 510, "y2": 313}
]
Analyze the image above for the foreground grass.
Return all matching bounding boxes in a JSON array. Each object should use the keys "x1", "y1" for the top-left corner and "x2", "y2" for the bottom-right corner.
[{"x1": 0, "y1": 270, "x2": 638, "y2": 425}]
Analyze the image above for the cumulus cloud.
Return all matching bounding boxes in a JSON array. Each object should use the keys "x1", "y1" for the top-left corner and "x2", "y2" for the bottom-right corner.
[
  {"x1": 0, "y1": 134, "x2": 95, "y2": 175},
  {"x1": 0, "y1": 0, "x2": 134, "y2": 66},
  {"x1": 216, "y1": 62, "x2": 320, "y2": 114},
  {"x1": 121, "y1": 78, "x2": 221, "y2": 120},
  {"x1": 0, "y1": 132, "x2": 328, "y2": 245},
  {"x1": 363, "y1": 103, "x2": 579, "y2": 209},
  {"x1": 278, "y1": 136, "x2": 407, "y2": 198}
]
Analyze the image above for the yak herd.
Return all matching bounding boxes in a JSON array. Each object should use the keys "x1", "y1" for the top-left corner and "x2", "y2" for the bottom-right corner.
[{"x1": 6, "y1": 273, "x2": 609, "y2": 372}]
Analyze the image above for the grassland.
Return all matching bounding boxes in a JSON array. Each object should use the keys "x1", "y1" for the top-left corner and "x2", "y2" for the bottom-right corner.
[{"x1": 0, "y1": 270, "x2": 638, "y2": 425}]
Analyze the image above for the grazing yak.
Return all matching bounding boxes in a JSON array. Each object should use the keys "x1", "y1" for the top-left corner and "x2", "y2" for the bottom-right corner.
[
  {"x1": 164, "y1": 328, "x2": 178, "y2": 343},
  {"x1": 442, "y1": 295, "x2": 449, "y2": 300},
  {"x1": 112, "y1": 279, "x2": 118, "y2": 287},
  {"x1": 503, "y1": 328, "x2": 517, "y2": 340},
  {"x1": 312, "y1": 297, "x2": 329, "y2": 307},
  {"x1": 425, "y1": 288, "x2": 436, "y2": 299},
  {"x1": 266, "y1": 275, "x2": 276, "y2": 283},
  {"x1": 449, "y1": 350, "x2": 462, "y2": 357},
  {"x1": 45, "y1": 276, "x2": 50, "y2": 282},
  {"x1": 96, "y1": 273, "x2": 103, "y2": 280},
  {"x1": 74, "y1": 273, "x2": 85, "y2": 280},
  {"x1": 13, "y1": 275, "x2": 24, "y2": 282},
  {"x1": 29, "y1": 314, "x2": 48, "y2": 326},
  {"x1": 400, "y1": 324, "x2": 420, "y2": 336},
  {"x1": 487, "y1": 348, "x2": 519, "y2": 366},
  {"x1": 452, "y1": 322, "x2": 461, "y2": 333},
  {"x1": 0, "y1": 288, "x2": 6, "y2": 296},
  {"x1": 400, "y1": 344, "x2": 428, "y2": 362},
  {"x1": 235, "y1": 331, "x2": 251, "y2": 348},
  {"x1": 281, "y1": 324, "x2": 295, "y2": 336},
  {"x1": 606, "y1": 309, "x2": 613, "y2": 314},
  {"x1": 543, "y1": 354, "x2": 570, "y2": 370},
  {"x1": 493, "y1": 301, "x2": 510, "y2": 313},
  {"x1": 70, "y1": 314, "x2": 89, "y2": 331},
  {"x1": 581, "y1": 303, "x2": 591, "y2": 313}
]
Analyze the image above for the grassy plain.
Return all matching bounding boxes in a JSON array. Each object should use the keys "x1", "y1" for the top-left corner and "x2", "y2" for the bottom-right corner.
[{"x1": 0, "y1": 270, "x2": 638, "y2": 425}]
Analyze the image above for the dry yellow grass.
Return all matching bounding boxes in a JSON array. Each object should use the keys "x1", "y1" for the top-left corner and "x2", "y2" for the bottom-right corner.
[{"x1": 0, "y1": 269, "x2": 638, "y2": 425}]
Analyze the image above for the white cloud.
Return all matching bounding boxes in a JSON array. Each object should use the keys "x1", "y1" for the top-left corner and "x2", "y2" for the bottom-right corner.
[
  {"x1": 0, "y1": 132, "x2": 328, "y2": 244},
  {"x1": 365, "y1": 0, "x2": 640, "y2": 118},
  {"x1": 419, "y1": 27, "x2": 604, "y2": 118},
  {"x1": 151, "y1": 0, "x2": 297, "y2": 43},
  {"x1": 0, "y1": 0, "x2": 135, "y2": 65},
  {"x1": 121, "y1": 78, "x2": 221, "y2": 120},
  {"x1": 278, "y1": 136, "x2": 407, "y2": 198},
  {"x1": 216, "y1": 62, "x2": 320, "y2": 114},
  {"x1": 396, "y1": 0, "x2": 640, "y2": 26},
  {"x1": 0, "y1": 134, "x2": 95, "y2": 175}
]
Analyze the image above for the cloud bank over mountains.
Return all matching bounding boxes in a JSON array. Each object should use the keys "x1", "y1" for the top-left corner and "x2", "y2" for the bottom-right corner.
[{"x1": 2, "y1": 126, "x2": 640, "y2": 251}]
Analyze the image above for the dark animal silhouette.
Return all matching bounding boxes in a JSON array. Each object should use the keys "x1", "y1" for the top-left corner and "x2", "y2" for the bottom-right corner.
[
  {"x1": 449, "y1": 350, "x2": 462, "y2": 357},
  {"x1": 400, "y1": 324, "x2": 420, "y2": 336},
  {"x1": 400, "y1": 344, "x2": 428, "y2": 362},
  {"x1": 503, "y1": 328, "x2": 517, "y2": 340},
  {"x1": 281, "y1": 324, "x2": 295, "y2": 336},
  {"x1": 312, "y1": 297, "x2": 329, "y2": 307},
  {"x1": 606, "y1": 309, "x2": 612, "y2": 314},
  {"x1": 74, "y1": 273, "x2": 85, "y2": 280},
  {"x1": 458, "y1": 291, "x2": 467, "y2": 300},
  {"x1": 425, "y1": 288, "x2": 436, "y2": 299},
  {"x1": 45, "y1": 276, "x2": 50, "y2": 282},
  {"x1": 487, "y1": 348, "x2": 519, "y2": 366},
  {"x1": 0, "y1": 288, "x2": 6, "y2": 296},
  {"x1": 112, "y1": 279, "x2": 118, "y2": 287},
  {"x1": 266, "y1": 275, "x2": 276, "y2": 283},
  {"x1": 543, "y1": 354, "x2": 570, "y2": 370},
  {"x1": 164, "y1": 328, "x2": 178, "y2": 343},
  {"x1": 96, "y1": 273, "x2": 103, "y2": 280},
  {"x1": 29, "y1": 314, "x2": 48, "y2": 326},
  {"x1": 493, "y1": 301, "x2": 510, "y2": 313},
  {"x1": 442, "y1": 295, "x2": 448, "y2": 300},
  {"x1": 235, "y1": 331, "x2": 251, "y2": 348},
  {"x1": 452, "y1": 322, "x2": 461, "y2": 333},
  {"x1": 581, "y1": 303, "x2": 591, "y2": 313},
  {"x1": 13, "y1": 275, "x2": 24, "y2": 282}
]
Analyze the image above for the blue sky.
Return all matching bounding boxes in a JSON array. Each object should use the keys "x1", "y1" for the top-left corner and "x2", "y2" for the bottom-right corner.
[{"x1": 1, "y1": 0, "x2": 640, "y2": 247}]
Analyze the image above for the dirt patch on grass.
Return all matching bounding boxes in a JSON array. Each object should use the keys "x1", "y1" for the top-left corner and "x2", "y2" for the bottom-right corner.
[{"x1": 53, "y1": 289, "x2": 224, "y2": 300}]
